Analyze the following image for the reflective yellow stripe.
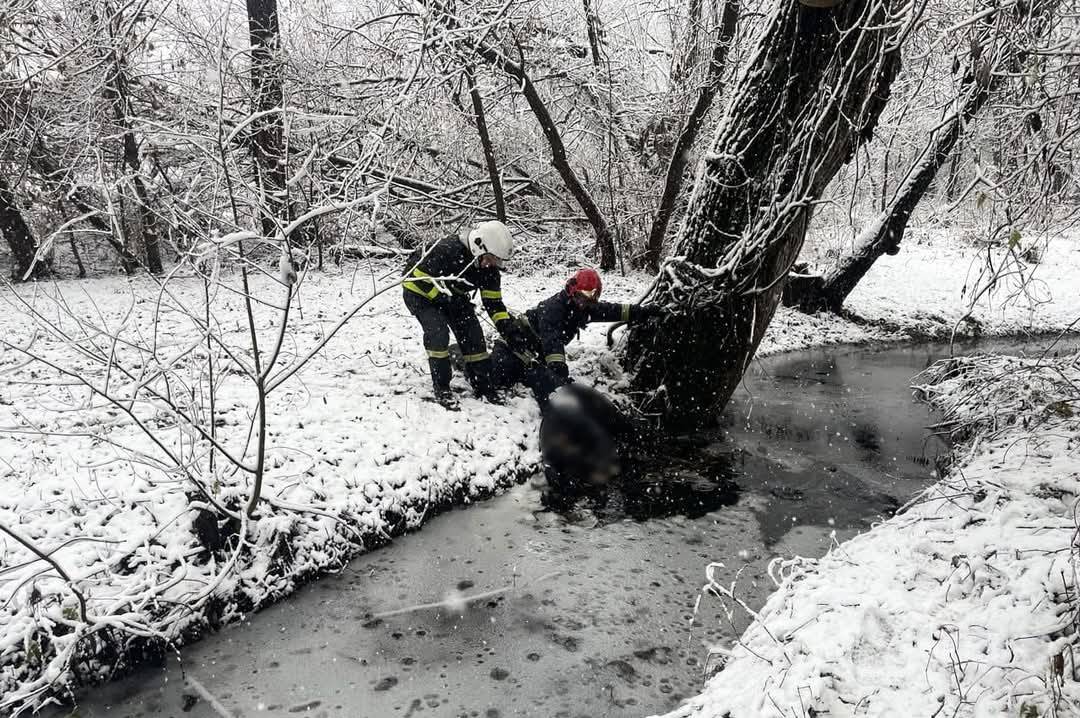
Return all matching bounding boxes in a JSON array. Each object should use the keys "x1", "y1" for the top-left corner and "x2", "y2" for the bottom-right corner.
[
  {"x1": 480, "y1": 289, "x2": 502, "y2": 299},
  {"x1": 490, "y1": 311, "x2": 510, "y2": 323},
  {"x1": 463, "y1": 352, "x2": 490, "y2": 363},
  {"x1": 426, "y1": 348, "x2": 450, "y2": 359},
  {"x1": 404, "y1": 268, "x2": 441, "y2": 300},
  {"x1": 621, "y1": 304, "x2": 631, "y2": 322},
  {"x1": 545, "y1": 354, "x2": 566, "y2": 364},
  {"x1": 405, "y1": 281, "x2": 441, "y2": 300}
]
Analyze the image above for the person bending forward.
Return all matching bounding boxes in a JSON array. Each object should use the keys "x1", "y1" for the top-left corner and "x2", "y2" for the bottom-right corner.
[
  {"x1": 402, "y1": 220, "x2": 528, "y2": 409},
  {"x1": 490, "y1": 268, "x2": 663, "y2": 406}
]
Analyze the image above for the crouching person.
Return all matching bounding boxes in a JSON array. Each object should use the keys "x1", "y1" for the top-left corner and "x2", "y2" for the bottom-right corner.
[
  {"x1": 490, "y1": 268, "x2": 665, "y2": 407},
  {"x1": 402, "y1": 220, "x2": 528, "y2": 410}
]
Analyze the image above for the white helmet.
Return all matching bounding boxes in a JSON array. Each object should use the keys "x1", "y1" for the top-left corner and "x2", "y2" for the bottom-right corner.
[{"x1": 466, "y1": 220, "x2": 514, "y2": 261}]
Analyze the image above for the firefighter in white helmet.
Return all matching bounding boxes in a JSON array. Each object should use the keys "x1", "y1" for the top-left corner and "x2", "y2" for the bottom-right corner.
[{"x1": 402, "y1": 220, "x2": 527, "y2": 409}]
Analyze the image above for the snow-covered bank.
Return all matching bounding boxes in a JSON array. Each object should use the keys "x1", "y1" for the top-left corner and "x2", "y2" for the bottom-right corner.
[
  {"x1": 659, "y1": 351, "x2": 1080, "y2": 718},
  {"x1": 775, "y1": 230, "x2": 1080, "y2": 354},
  {"x1": 1, "y1": 231, "x2": 1078, "y2": 715},
  {"x1": 0, "y1": 265, "x2": 651, "y2": 714}
]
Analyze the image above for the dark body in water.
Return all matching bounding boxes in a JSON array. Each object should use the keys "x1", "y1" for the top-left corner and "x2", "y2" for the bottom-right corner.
[{"x1": 538, "y1": 384, "x2": 740, "y2": 520}]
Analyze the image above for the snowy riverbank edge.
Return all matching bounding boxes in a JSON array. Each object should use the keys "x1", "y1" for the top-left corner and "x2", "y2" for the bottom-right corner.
[
  {"x1": 1, "y1": 232, "x2": 1078, "y2": 715},
  {"x1": 654, "y1": 351, "x2": 1080, "y2": 718},
  {"x1": 654, "y1": 364, "x2": 1080, "y2": 705}
]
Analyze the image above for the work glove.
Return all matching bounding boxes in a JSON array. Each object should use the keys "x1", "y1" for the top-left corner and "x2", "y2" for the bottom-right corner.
[
  {"x1": 548, "y1": 361, "x2": 571, "y2": 381},
  {"x1": 501, "y1": 323, "x2": 533, "y2": 354}
]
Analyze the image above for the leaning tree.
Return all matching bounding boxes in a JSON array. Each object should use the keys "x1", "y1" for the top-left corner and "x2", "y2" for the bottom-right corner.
[
  {"x1": 625, "y1": 0, "x2": 914, "y2": 426},
  {"x1": 786, "y1": 0, "x2": 1070, "y2": 313}
]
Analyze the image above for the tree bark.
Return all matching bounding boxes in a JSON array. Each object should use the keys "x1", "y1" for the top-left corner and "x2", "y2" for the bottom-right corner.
[
  {"x1": 625, "y1": 0, "x2": 903, "y2": 427},
  {"x1": 944, "y1": 145, "x2": 962, "y2": 200},
  {"x1": 27, "y1": 139, "x2": 142, "y2": 272},
  {"x1": 0, "y1": 175, "x2": 47, "y2": 280},
  {"x1": 246, "y1": 0, "x2": 287, "y2": 239},
  {"x1": 788, "y1": 110, "x2": 975, "y2": 313},
  {"x1": 786, "y1": 0, "x2": 1062, "y2": 314},
  {"x1": 67, "y1": 224, "x2": 86, "y2": 278},
  {"x1": 644, "y1": 0, "x2": 737, "y2": 272},
  {"x1": 582, "y1": 0, "x2": 605, "y2": 68},
  {"x1": 105, "y1": 11, "x2": 164, "y2": 274},
  {"x1": 463, "y1": 66, "x2": 506, "y2": 222},
  {"x1": 478, "y1": 45, "x2": 615, "y2": 269},
  {"x1": 426, "y1": 0, "x2": 617, "y2": 269},
  {"x1": 669, "y1": 0, "x2": 705, "y2": 89}
]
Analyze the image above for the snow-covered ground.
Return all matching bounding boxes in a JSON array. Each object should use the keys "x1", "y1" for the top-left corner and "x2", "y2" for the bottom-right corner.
[{"x1": 0, "y1": 230, "x2": 1078, "y2": 715}]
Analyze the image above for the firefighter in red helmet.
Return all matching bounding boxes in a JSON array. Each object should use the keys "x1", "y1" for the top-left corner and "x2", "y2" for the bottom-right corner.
[{"x1": 488, "y1": 268, "x2": 665, "y2": 405}]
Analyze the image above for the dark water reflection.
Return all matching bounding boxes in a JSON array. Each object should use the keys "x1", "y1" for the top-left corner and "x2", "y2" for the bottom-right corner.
[
  {"x1": 52, "y1": 339, "x2": 1069, "y2": 718},
  {"x1": 549, "y1": 447, "x2": 742, "y2": 524},
  {"x1": 722, "y1": 343, "x2": 953, "y2": 547}
]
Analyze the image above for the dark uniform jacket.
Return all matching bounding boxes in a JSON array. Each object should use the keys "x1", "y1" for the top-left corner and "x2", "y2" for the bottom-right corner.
[
  {"x1": 403, "y1": 235, "x2": 513, "y2": 330},
  {"x1": 521, "y1": 289, "x2": 640, "y2": 378}
]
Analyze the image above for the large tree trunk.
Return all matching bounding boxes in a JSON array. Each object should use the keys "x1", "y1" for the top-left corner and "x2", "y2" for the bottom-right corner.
[
  {"x1": 624, "y1": 0, "x2": 903, "y2": 427},
  {"x1": 0, "y1": 175, "x2": 47, "y2": 280},
  {"x1": 246, "y1": 0, "x2": 287, "y2": 239},
  {"x1": 786, "y1": 0, "x2": 1061, "y2": 314},
  {"x1": 644, "y1": 0, "x2": 737, "y2": 272},
  {"x1": 425, "y1": 0, "x2": 617, "y2": 269},
  {"x1": 463, "y1": 66, "x2": 506, "y2": 222}
]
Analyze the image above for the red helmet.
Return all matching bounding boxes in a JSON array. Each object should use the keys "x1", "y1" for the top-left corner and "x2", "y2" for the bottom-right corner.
[{"x1": 566, "y1": 268, "x2": 602, "y2": 301}]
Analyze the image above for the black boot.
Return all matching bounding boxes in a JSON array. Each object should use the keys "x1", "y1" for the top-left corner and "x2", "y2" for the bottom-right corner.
[
  {"x1": 466, "y1": 357, "x2": 503, "y2": 404},
  {"x1": 428, "y1": 354, "x2": 452, "y2": 383},
  {"x1": 433, "y1": 385, "x2": 460, "y2": 410},
  {"x1": 480, "y1": 388, "x2": 505, "y2": 405}
]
